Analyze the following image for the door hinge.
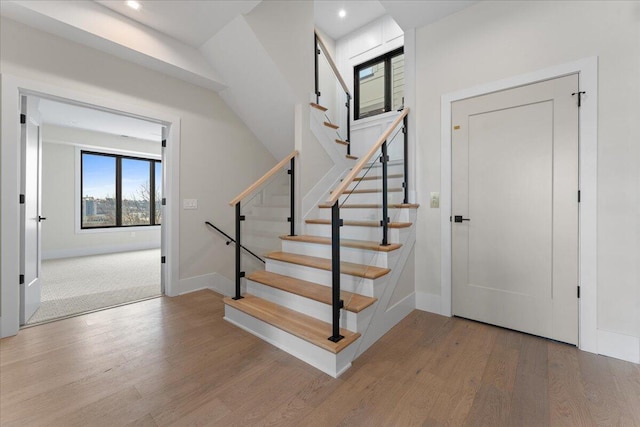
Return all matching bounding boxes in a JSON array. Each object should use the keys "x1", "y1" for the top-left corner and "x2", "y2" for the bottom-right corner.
[
  {"x1": 161, "y1": 256, "x2": 166, "y2": 264},
  {"x1": 20, "y1": 114, "x2": 26, "y2": 124},
  {"x1": 571, "y1": 91, "x2": 586, "y2": 107},
  {"x1": 162, "y1": 139, "x2": 167, "y2": 148},
  {"x1": 20, "y1": 194, "x2": 25, "y2": 204},
  {"x1": 161, "y1": 198, "x2": 166, "y2": 206},
  {"x1": 578, "y1": 190, "x2": 581, "y2": 203},
  {"x1": 19, "y1": 274, "x2": 25, "y2": 285},
  {"x1": 577, "y1": 285, "x2": 581, "y2": 298}
]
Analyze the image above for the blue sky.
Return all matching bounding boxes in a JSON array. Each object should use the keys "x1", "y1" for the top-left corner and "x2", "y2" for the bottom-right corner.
[{"x1": 83, "y1": 154, "x2": 161, "y2": 200}]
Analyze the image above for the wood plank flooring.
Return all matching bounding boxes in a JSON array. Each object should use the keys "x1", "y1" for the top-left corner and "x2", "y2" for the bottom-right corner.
[{"x1": 1, "y1": 290, "x2": 638, "y2": 426}]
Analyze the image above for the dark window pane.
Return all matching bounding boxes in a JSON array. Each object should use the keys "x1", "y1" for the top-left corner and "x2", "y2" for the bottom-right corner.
[
  {"x1": 155, "y1": 161, "x2": 162, "y2": 225},
  {"x1": 391, "y1": 53, "x2": 404, "y2": 111},
  {"x1": 358, "y1": 60, "x2": 385, "y2": 118},
  {"x1": 82, "y1": 153, "x2": 116, "y2": 227},
  {"x1": 122, "y1": 158, "x2": 151, "y2": 226}
]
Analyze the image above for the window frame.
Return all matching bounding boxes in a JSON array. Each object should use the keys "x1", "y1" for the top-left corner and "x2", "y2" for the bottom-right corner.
[
  {"x1": 353, "y1": 47, "x2": 404, "y2": 120},
  {"x1": 80, "y1": 150, "x2": 162, "y2": 230}
]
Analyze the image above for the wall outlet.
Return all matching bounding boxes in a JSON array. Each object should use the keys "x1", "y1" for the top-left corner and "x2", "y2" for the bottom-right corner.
[
  {"x1": 430, "y1": 192, "x2": 440, "y2": 208},
  {"x1": 183, "y1": 199, "x2": 198, "y2": 210}
]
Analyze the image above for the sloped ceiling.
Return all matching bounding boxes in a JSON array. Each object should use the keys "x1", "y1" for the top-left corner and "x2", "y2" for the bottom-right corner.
[{"x1": 1, "y1": 1, "x2": 477, "y2": 93}]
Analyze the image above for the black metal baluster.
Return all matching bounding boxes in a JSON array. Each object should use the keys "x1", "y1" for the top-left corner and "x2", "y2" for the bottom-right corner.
[
  {"x1": 234, "y1": 202, "x2": 244, "y2": 300},
  {"x1": 403, "y1": 115, "x2": 409, "y2": 204},
  {"x1": 381, "y1": 141, "x2": 389, "y2": 246},
  {"x1": 289, "y1": 157, "x2": 296, "y2": 236},
  {"x1": 329, "y1": 201, "x2": 344, "y2": 343}
]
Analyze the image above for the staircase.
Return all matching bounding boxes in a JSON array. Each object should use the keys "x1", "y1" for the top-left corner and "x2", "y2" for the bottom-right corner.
[{"x1": 223, "y1": 104, "x2": 417, "y2": 377}]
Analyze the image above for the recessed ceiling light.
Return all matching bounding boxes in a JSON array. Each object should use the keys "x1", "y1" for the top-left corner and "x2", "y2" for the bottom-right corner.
[
  {"x1": 338, "y1": 9, "x2": 346, "y2": 18},
  {"x1": 126, "y1": 1, "x2": 141, "y2": 10}
]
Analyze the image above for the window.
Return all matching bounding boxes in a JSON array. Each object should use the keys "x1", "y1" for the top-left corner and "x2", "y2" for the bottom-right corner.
[
  {"x1": 354, "y1": 47, "x2": 404, "y2": 120},
  {"x1": 81, "y1": 151, "x2": 162, "y2": 229}
]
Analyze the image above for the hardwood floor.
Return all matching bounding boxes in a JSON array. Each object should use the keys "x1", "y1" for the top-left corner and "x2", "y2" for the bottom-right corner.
[{"x1": 1, "y1": 290, "x2": 638, "y2": 426}]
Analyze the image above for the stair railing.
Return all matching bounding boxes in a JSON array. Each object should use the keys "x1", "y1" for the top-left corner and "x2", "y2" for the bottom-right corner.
[
  {"x1": 320, "y1": 108, "x2": 410, "y2": 342},
  {"x1": 204, "y1": 221, "x2": 265, "y2": 264},
  {"x1": 228, "y1": 150, "x2": 298, "y2": 300},
  {"x1": 315, "y1": 29, "x2": 352, "y2": 153}
]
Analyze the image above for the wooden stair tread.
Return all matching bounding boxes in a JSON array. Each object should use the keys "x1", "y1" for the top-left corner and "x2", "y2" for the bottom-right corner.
[
  {"x1": 309, "y1": 102, "x2": 328, "y2": 112},
  {"x1": 352, "y1": 174, "x2": 403, "y2": 182},
  {"x1": 280, "y1": 234, "x2": 401, "y2": 252},
  {"x1": 335, "y1": 139, "x2": 349, "y2": 146},
  {"x1": 305, "y1": 219, "x2": 412, "y2": 229},
  {"x1": 248, "y1": 270, "x2": 376, "y2": 313},
  {"x1": 319, "y1": 203, "x2": 420, "y2": 209},
  {"x1": 324, "y1": 121, "x2": 339, "y2": 129},
  {"x1": 265, "y1": 251, "x2": 390, "y2": 279},
  {"x1": 346, "y1": 154, "x2": 358, "y2": 160},
  {"x1": 224, "y1": 294, "x2": 359, "y2": 353},
  {"x1": 330, "y1": 188, "x2": 403, "y2": 194}
]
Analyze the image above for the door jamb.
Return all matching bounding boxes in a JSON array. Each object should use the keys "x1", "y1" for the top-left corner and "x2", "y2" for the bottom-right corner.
[
  {"x1": 1, "y1": 73, "x2": 181, "y2": 337},
  {"x1": 440, "y1": 57, "x2": 598, "y2": 354}
]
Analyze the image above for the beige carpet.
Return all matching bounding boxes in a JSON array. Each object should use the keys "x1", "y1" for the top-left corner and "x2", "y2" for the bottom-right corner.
[{"x1": 27, "y1": 249, "x2": 162, "y2": 324}]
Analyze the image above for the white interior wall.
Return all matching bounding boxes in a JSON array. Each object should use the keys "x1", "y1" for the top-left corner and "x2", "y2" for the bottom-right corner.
[
  {"x1": 335, "y1": 15, "x2": 404, "y2": 158},
  {"x1": 413, "y1": 1, "x2": 639, "y2": 357},
  {"x1": 41, "y1": 125, "x2": 161, "y2": 259},
  {"x1": 0, "y1": 16, "x2": 276, "y2": 304}
]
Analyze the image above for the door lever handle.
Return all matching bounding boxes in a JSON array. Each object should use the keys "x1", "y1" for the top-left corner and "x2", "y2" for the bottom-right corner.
[
  {"x1": 454, "y1": 215, "x2": 470, "y2": 223},
  {"x1": 38, "y1": 216, "x2": 47, "y2": 222}
]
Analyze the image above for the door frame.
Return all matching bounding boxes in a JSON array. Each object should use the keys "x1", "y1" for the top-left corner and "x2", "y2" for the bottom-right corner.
[
  {"x1": 440, "y1": 57, "x2": 598, "y2": 353},
  {"x1": 1, "y1": 73, "x2": 181, "y2": 337}
]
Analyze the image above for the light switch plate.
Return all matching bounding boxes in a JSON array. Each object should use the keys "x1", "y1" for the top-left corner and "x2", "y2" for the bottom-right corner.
[
  {"x1": 183, "y1": 199, "x2": 198, "y2": 210},
  {"x1": 430, "y1": 192, "x2": 440, "y2": 208}
]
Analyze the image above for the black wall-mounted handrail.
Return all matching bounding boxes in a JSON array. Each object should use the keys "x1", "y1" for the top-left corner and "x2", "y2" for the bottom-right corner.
[{"x1": 205, "y1": 221, "x2": 265, "y2": 265}]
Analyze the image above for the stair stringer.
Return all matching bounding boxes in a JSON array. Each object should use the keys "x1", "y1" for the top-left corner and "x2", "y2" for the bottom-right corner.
[
  {"x1": 303, "y1": 106, "x2": 352, "y2": 228},
  {"x1": 352, "y1": 223, "x2": 417, "y2": 359}
]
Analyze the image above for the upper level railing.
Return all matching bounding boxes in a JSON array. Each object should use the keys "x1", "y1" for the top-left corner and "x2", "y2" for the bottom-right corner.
[
  {"x1": 321, "y1": 108, "x2": 410, "y2": 342},
  {"x1": 314, "y1": 29, "x2": 352, "y2": 153},
  {"x1": 228, "y1": 150, "x2": 298, "y2": 300}
]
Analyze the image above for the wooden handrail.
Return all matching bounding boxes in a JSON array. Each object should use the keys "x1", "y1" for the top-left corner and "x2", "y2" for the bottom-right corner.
[
  {"x1": 314, "y1": 29, "x2": 351, "y2": 97},
  {"x1": 322, "y1": 109, "x2": 409, "y2": 207},
  {"x1": 229, "y1": 150, "x2": 298, "y2": 206}
]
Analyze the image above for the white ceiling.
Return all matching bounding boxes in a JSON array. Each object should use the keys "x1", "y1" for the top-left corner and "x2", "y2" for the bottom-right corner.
[
  {"x1": 95, "y1": 0, "x2": 260, "y2": 47},
  {"x1": 314, "y1": 1, "x2": 387, "y2": 40},
  {"x1": 38, "y1": 98, "x2": 163, "y2": 141},
  {"x1": 379, "y1": 0, "x2": 477, "y2": 33}
]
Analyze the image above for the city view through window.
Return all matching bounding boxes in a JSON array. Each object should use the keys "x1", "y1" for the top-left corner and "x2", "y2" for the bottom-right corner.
[{"x1": 81, "y1": 152, "x2": 161, "y2": 228}]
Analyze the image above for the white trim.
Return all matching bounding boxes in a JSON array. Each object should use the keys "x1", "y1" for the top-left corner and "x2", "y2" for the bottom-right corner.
[
  {"x1": 415, "y1": 291, "x2": 443, "y2": 315},
  {"x1": 42, "y1": 242, "x2": 160, "y2": 260},
  {"x1": 0, "y1": 73, "x2": 181, "y2": 337},
  {"x1": 177, "y1": 272, "x2": 234, "y2": 296},
  {"x1": 440, "y1": 57, "x2": 598, "y2": 354},
  {"x1": 597, "y1": 329, "x2": 640, "y2": 364}
]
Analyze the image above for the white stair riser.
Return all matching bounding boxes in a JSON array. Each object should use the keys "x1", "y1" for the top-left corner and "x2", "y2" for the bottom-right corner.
[
  {"x1": 356, "y1": 163, "x2": 405, "y2": 176},
  {"x1": 316, "y1": 207, "x2": 417, "y2": 222},
  {"x1": 270, "y1": 195, "x2": 290, "y2": 205},
  {"x1": 342, "y1": 176, "x2": 405, "y2": 191},
  {"x1": 281, "y1": 240, "x2": 394, "y2": 268},
  {"x1": 265, "y1": 259, "x2": 381, "y2": 296},
  {"x1": 224, "y1": 305, "x2": 356, "y2": 378},
  {"x1": 246, "y1": 206, "x2": 291, "y2": 217},
  {"x1": 246, "y1": 280, "x2": 374, "y2": 332},
  {"x1": 338, "y1": 191, "x2": 404, "y2": 205},
  {"x1": 305, "y1": 223, "x2": 406, "y2": 243}
]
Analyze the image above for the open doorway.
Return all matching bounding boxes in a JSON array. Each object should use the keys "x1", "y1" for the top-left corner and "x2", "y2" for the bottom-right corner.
[{"x1": 20, "y1": 95, "x2": 165, "y2": 326}]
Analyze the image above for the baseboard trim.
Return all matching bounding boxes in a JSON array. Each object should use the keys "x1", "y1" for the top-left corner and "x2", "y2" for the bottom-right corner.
[
  {"x1": 177, "y1": 272, "x2": 234, "y2": 296},
  {"x1": 597, "y1": 329, "x2": 640, "y2": 364},
  {"x1": 415, "y1": 291, "x2": 444, "y2": 315},
  {"x1": 42, "y1": 243, "x2": 160, "y2": 260}
]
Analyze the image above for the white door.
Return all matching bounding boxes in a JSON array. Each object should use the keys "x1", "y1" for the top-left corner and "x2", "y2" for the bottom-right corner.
[
  {"x1": 452, "y1": 75, "x2": 579, "y2": 344},
  {"x1": 20, "y1": 96, "x2": 43, "y2": 325}
]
